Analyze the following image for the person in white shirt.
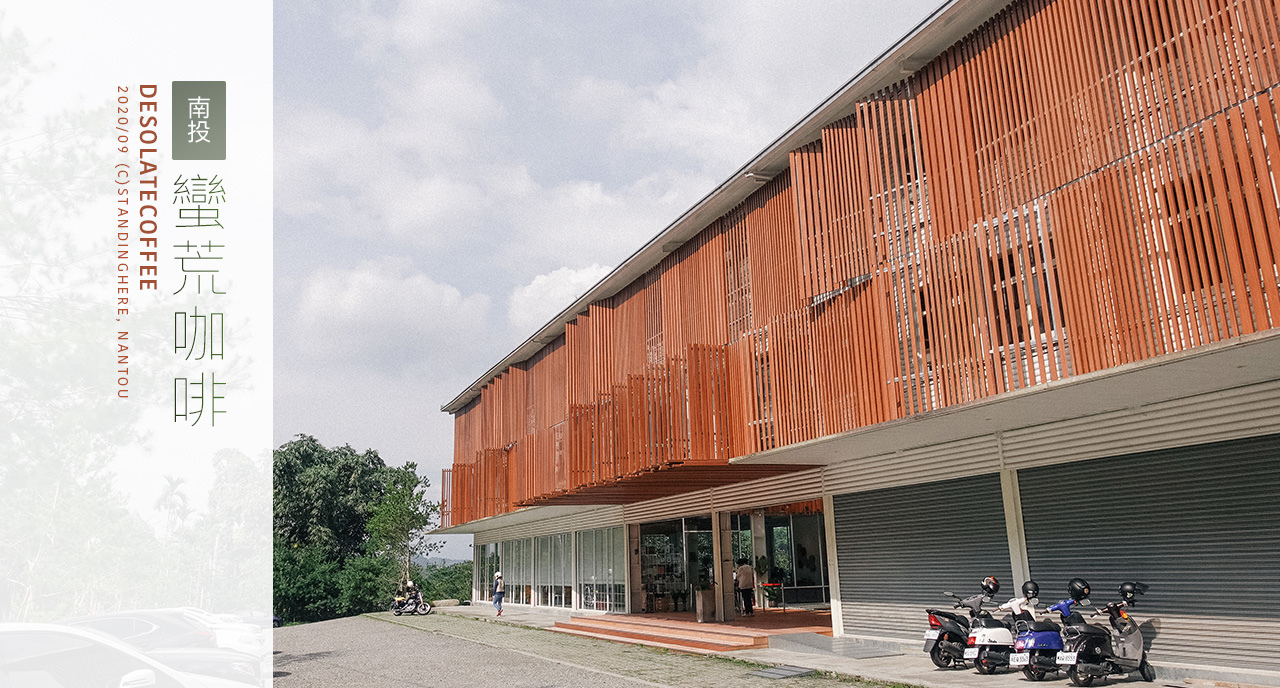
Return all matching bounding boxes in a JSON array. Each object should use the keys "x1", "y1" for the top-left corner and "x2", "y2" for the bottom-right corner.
[{"x1": 735, "y1": 559, "x2": 756, "y2": 617}]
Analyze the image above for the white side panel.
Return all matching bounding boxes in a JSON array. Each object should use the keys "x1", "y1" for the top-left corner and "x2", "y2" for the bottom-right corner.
[
  {"x1": 1002, "y1": 379, "x2": 1280, "y2": 470},
  {"x1": 473, "y1": 505, "x2": 624, "y2": 544},
  {"x1": 622, "y1": 489, "x2": 713, "y2": 523},
  {"x1": 709, "y1": 468, "x2": 824, "y2": 512},
  {"x1": 824, "y1": 434, "x2": 1000, "y2": 496}
]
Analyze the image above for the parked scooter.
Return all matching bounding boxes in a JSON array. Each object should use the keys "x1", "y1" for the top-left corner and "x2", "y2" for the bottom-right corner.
[
  {"x1": 923, "y1": 577, "x2": 1000, "y2": 669},
  {"x1": 1011, "y1": 577, "x2": 1092, "y2": 680},
  {"x1": 1058, "y1": 582, "x2": 1155, "y2": 685},
  {"x1": 967, "y1": 580, "x2": 1040, "y2": 673}
]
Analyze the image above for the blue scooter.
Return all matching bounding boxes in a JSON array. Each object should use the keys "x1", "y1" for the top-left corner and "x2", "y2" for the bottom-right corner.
[{"x1": 1009, "y1": 578, "x2": 1092, "y2": 680}]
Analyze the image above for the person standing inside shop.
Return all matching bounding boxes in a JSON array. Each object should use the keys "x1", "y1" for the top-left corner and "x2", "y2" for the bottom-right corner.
[
  {"x1": 736, "y1": 559, "x2": 756, "y2": 616},
  {"x1": 493, "y1": 572, "x2": 505, "y2": 617}
]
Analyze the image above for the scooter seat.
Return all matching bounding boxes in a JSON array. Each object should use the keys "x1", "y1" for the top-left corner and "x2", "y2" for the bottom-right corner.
[
  {"x1": 972, "y1": 617, "x2": 1006, "y2": 629},
  {"x1": 1029, "y1": 621, "x2": 1060, "y2": 633},
  {"x1": 1075, "y1": 623, "x2": 1109, "y2": 637}
]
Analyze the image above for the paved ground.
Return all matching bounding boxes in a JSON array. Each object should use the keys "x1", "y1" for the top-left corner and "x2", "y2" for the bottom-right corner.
[
  {"x1": 432, "y1": 606, "x2": 1207, "y2": 688},
  {"x1": 274, "y1": 615, "x2": 639, "y2": 687},
  {"x1": 275, "y1": 607, "x2": 1260, "y2": 688},
  {"x1": 274, "y1": 612, "x2": 895, "y2": 688}
]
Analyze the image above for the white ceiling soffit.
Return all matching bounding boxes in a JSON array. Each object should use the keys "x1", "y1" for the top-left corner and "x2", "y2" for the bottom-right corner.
[
  {"x1": 731, "y1": 331, "x2": 1280, "y2": 467},
  {"x1": 442, "y1": 0, "x2": 1011, "y2": 413}
]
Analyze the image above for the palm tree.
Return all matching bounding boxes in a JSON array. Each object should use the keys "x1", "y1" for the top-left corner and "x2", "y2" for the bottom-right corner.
[{"x1": 154, "y1": 475, "x2": 189, "y2": 533}]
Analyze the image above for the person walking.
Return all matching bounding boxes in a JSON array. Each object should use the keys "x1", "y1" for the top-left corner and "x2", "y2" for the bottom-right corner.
[
  {"x1": 736, "y1": 559, "x2": 756, "y2": 617},
  {"x1": 492, "y1": 571, "x2": 506, "y2": 617}
]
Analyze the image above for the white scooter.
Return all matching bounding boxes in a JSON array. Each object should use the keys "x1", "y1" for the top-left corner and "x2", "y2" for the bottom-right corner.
[{"x1": 967, "y1": 580, "x2": 1040, "y2": 673}]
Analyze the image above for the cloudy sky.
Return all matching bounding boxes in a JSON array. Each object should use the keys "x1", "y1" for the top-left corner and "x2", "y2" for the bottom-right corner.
[{"x1": 273, "y1": 0, "x2": 943, "y2": 557}]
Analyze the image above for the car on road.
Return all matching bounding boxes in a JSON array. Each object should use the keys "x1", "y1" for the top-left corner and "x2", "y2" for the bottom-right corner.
[
  {"x1": 0, "y1": 623, "x2": 251, "y2": 688},
  {"x1": 146, "y1": 647, "x2": 264, "y2": 686},
  {"x1": 63, "y1": 610, "x2": 219, "y2": 651}
]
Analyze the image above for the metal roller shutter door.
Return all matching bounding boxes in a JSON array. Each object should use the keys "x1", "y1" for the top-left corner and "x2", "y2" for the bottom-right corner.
[
  {"x1": 833, "y1": 473, "x2": 1013, "y2": 639},
  {"x1": 1018, "y1": 433, "x2": 1280, "y2": 672}
]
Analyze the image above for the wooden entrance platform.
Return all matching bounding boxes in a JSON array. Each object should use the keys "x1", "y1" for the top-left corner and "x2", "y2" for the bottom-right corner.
[{"x1": 550, "y1": 608, "x2": 833, "y2": 655}]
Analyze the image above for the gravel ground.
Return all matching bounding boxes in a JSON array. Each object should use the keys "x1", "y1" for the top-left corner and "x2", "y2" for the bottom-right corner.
[{"x1": 273, "y1": 612, "x2": 888, "y2": 688}]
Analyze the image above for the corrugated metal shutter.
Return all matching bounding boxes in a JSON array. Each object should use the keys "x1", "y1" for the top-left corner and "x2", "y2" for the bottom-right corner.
[
  {"x1": 1018, "y1": 434, "x2": 1280, "y2": 671},
  {"x1": 833, "y1": 473, "x2": 1013, "y2": 639}
]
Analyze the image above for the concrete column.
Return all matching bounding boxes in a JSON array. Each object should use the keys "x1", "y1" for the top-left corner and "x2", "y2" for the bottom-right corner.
[
  {"x1": 750, "y1": 510, "x2": 767, "y2": 608},
  {"x1": 1000, "y1": 468, "x2": 1031, "y2": 584},
  {"x1": 628, "y1": 524, "x2": 642, "y2": 614},
  {"x1": 472, "y1": 543, "x2": 481, "y2": 604},
  {"x1": 822, "y1": 494, "x2": 845, "y2": 637},
  {"x1": 712, "y1": 511, "x2": 735, "y2": 621},
  {"x1": 570, "y1": 530, "x2": 579, "y2": 611}
]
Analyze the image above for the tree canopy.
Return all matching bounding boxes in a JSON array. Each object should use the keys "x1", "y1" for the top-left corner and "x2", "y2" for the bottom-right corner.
[{"x1": 273, "y1": 435, "x2": 441, "y2": 623}]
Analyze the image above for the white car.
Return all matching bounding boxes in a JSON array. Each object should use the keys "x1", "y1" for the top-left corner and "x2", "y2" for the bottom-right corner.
[
  {"x1": 166, "y1": 608, "x2": 269, "y2": 659},
  {"x1": 0, "y1": 623, "x2": 249, "y2": 688}
]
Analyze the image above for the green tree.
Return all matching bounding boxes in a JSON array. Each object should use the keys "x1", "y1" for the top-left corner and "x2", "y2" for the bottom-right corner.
[
  {"x1": 273, "y1": 435, "x2": 388, "y2": 561},
  {"x1": 272, "y1": 539, "x2": 341, "y2": 623},
  {"x1": 367, "y1": 462, "x2": 440, "y2": 587},
  {"x1": 336, "y1": 554, "x2": 398, "y2": 615},
  {"x1": 273, "y1": 435, "x2": 440, "y2": 622}
]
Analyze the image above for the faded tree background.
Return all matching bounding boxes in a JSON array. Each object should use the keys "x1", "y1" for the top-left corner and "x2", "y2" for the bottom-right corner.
[{"x1": 0, "y1": 22, "x2": 271, "y2": 622}]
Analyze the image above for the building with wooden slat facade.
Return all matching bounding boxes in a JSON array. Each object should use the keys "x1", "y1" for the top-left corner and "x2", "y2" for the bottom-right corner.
[{"x1": 437, "y1": 0, "x2": 1280, "y2": 677}]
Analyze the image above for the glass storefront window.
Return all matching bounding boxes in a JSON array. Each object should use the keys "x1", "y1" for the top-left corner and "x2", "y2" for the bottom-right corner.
[
  {"x1": 476, "y1": 542, "x2": 500, "y2": 600},
  {"x1": 730, "y1": 514, "x2": 753, "y2": 566},
  {"x1": 535, "y1": 532, "x2": 572, "y2": 608},
  {"x1": 500, "y1": 538, "x2": 533, "y2": 605},
  {"x1": 577, "y1": 526, "x2": 625, "y2": 611},
  {"x1": 791, "y1": 513, "x2": 825, "y2": 588},
  {"x1": 739, "y1": 503, "x2": 830, "y2": 606},
  {"x1": 766, "y1": 515, "x2": 794, "y2": 586},
  {"x1": 638, "y1": 516, "x2": 715, "y2": 613},
  {"x1": 639, "y1": 519, "x2": 685, "y2": 609}
]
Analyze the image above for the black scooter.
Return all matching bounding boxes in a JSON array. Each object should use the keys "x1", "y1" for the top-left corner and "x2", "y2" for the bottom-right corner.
[
  {"x1": 1059, "y1": 582, "x2": 1155, "y2": 685},
  {"x1": 924, "y1": 589, "x2": 992, "y2": 669}
]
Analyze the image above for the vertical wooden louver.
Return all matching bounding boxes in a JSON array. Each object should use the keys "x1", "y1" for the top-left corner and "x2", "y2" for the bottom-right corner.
[{"x1": 441, "y1": 0, "x2": 1280, "y2": 528}]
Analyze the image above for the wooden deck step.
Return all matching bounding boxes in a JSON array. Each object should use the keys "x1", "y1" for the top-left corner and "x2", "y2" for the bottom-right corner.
[
  {"x1": 577, "y1": 616, "x2": 777, "y2": 638},
  {"x1": 550, "y1": 626, "x2": 727, "y2": 655},
  {"x1": 551, "y1": 615, "x2": 769, "y2": 654},
  {"x1": 563, "y1": 617, "x2": 769, "y2": 642},
  {"x1": 553, "y1": 621, "x2": 763, "y2": 652}
]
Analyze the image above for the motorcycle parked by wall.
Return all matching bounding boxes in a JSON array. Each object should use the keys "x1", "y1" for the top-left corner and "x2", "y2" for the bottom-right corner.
[
  {"x1": 391, "y1": 593, "x2": 432, "y2": 616},
  {"x1": 1058, "y1": 582, "x2": 1155, "y2": 685},
  {"x1": 967, "y1": 580, "x2": 1040, "y2": 674},
  {"x1": 1011, "y1": 577, "x2": 1092, "y2": 680},
  {"x1": 923, "y1": 577, "x2": 1000, "y2": 669}
]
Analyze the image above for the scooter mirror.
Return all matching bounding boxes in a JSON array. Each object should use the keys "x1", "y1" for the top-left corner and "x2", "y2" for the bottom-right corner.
[
  {"x1": 943, "y1": 591, "x2": 955, "y2": 598},
  {"x1": 1080, "y1": 598, "x2": 1091, "y2": 606}
]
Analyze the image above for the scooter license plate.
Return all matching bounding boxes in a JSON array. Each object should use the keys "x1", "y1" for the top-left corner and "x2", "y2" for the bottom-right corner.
[
  {"x1": 963, "y1": 648, "x2": 979, "y2": 659},
  {"x1": 922, "y1": 630, "x2": 939, "y2": 640},
  {"x1": 1009, "y1": 652, "x2": 1030, "y2": 667},
  {"x1": 1056, "y1": 651, "x2": 1078, "y2": 665}
]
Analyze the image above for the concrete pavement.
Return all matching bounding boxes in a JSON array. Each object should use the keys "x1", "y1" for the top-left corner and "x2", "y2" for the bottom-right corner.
[{"x1": 434, "y1": 604, "x2": 1276, "y2": 688}]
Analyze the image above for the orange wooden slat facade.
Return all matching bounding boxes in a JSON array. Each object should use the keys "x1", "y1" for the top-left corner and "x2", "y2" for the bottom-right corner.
[{"x1": 442, "y1": 0, "x2": 1280, "y2": 528}]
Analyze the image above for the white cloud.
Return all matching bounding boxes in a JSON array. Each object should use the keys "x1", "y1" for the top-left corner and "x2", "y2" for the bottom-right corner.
[
  {"x1": 559, "y1": 1, "x2": 934, "y2": 174},
  {"x1": 507, "y1": 264, "x2": 613, "y2": 335},
  {"x1": 294, "y1": 258, "x2": 490, "y2": 371},
  {"x1": 336, "y1": 0, "x2": 502, "y2": 60}
]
